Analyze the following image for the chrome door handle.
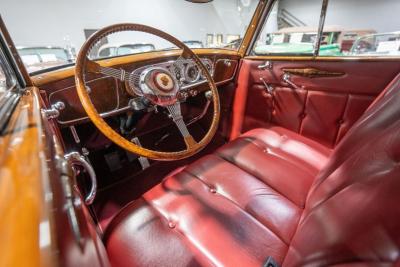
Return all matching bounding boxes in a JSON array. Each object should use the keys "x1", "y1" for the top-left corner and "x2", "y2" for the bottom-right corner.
[
  {"x1": 258, "y1": 61, "x2": 272, "y2": 70},
  {"x1": 65, "y1": 152, "x2": 97, "y2": 205},
  {"x1": 282, "y1": 73, "x2": 303, "y2": 90}
]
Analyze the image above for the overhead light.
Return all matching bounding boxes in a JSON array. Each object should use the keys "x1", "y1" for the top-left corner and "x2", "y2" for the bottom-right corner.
[
  {"x1": 241, "y1": 0, "x2": 251, "y2": 7},
  {"x1": 185, "y1": 0, "x2": 213, "y2": 3}
]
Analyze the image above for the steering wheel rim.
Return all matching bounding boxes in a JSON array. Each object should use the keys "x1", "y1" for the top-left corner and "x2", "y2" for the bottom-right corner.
[{"x1": 75, "y1": 23, "x2": 220, "y2": 161}]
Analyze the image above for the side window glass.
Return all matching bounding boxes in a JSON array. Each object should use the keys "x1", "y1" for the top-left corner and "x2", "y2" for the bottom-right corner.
[
  {"x1": 0, "y1": 50, "x2": 17, "y2": 98},
  {"x1": 0, "y1": 67, "x2": 6, "y2": 95},
  {"x1": 252, "y1": 0, "x2": 324, "y2": 56},
  {"x1": 323, "y1": 0, "x2": 399, "y2": 57}
]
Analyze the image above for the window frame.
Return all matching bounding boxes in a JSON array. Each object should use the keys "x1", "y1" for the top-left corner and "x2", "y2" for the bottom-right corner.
[{"x1": 0, "y1": 16, "x2": 26, "y2": 134}]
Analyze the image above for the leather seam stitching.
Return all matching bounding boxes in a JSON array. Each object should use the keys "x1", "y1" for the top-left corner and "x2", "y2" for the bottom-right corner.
[
  {"x1": 214, "y1": 151, "x2": 303, "y2": 208},
  {"x1": 298, "y1": 89, "x2": 309, "y2": 134},
  {"x1": 242, "y1": 136, "x2": 320, "y2": 177},
  {"x1": 334, "y1": 93, "x2": 350, "y2": 146}
]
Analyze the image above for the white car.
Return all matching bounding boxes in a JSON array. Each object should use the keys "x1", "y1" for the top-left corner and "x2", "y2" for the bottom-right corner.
[
  {"x1": 351, "y1": 32, "x2": 400, "y2": 56},
  {"x1": 97, "y1": 43, "x2": 156, "y2": 58}
]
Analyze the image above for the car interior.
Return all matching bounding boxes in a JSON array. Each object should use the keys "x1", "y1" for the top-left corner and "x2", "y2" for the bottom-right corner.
[{"x1": 1, "y1": 0, "x2": 400, "y2": 266}]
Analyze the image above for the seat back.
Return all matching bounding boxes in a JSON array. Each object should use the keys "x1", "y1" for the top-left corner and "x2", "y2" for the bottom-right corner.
[{"x1": 283, "y1": 74, "x2": 400, "y2": 266}]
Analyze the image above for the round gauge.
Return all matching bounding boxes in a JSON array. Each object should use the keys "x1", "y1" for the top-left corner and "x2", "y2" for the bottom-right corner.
[
  {"x1": 201, "y1": 60, "x2": 213, "y2": 78},
  {"x1": 171, "y1": 65, "x2": 183, "y2": 82},
  {"x1": 185, "y1": 64, "x2": 201, "y2": 83}
]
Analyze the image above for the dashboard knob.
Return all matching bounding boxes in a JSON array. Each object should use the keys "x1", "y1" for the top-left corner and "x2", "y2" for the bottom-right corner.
[
  {"x1": 179, "y1": 91, "x2": 189, "y2": 99},
  {"x1": 190, "y1": 90, "x2": 198, "y2": 97}
]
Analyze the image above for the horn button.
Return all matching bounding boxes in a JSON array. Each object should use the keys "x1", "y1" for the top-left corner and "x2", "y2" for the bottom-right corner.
[{"x1": 139, "y1": 67, "x2": 179, "y2": 106}]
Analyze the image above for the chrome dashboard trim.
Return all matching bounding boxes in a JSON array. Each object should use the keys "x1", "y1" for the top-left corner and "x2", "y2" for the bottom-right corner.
[
  {"x1": 56, "y1": 105, "x2": 131, "y2": 126},
  {"x1": 129, "y1": 57, "x2": 214, "y2": 91}
]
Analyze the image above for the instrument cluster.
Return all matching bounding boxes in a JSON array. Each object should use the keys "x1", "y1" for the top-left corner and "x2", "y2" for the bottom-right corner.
[{"x1": 128, "y1": 57, "x2": 214, "y2": 94}]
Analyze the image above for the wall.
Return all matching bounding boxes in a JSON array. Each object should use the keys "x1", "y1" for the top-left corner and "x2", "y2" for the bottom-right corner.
[
  {"x1": 1, "y1": 0, "x2": 258, "y2": 51},
  {"x1": 280, "y1": 0, "x2": 400, "y2": 33}
]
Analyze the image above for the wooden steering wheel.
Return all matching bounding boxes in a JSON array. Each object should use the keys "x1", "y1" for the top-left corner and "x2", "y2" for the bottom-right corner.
[{"x1": 75, "y1": 24, "x2": 220, "y2": 161}]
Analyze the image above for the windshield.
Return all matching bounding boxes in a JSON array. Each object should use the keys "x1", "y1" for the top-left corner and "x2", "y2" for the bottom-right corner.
[{"x1": 2, "y1": 0, "x2": 259, "y2": 74}]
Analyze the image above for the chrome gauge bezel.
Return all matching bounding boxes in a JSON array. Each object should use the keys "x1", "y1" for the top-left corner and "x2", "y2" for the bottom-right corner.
[
  {"x1": 184, "y1": 63, "x2": 201, "y2": 83},
  {"x1": 201, "y1": 59, "x2": 214, "y2": 79}
]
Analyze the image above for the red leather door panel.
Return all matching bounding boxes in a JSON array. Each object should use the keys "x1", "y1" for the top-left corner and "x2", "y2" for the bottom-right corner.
[{"x1": 233, "y1": 58, "x2": 400, "y2": 147}]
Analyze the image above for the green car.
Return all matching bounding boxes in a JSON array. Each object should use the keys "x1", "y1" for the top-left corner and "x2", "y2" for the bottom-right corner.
[
  {"x1": 255, "y1": 42, "x2": 342, "y2": 56},
  {"x1": 254, "y1": 26, "x2": 374, "y2": 56}
]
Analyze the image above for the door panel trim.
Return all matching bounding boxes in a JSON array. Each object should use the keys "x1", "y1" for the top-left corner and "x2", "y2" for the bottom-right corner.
[{"x1": 282, "y1": 68, "x2": 345, "y2": 78}]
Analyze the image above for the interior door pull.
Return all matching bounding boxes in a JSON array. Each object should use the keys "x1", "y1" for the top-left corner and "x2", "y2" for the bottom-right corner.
[
  {"x1": 283, "y1": 73, "x2": 303, "y2": 90},
  {"x1": 259, "y1": 77, "x2": 274, "y2": 94}
]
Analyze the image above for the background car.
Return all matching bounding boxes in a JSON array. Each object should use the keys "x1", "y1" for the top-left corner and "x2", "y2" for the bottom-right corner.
[
  {"x1": 254, "y1": 26, "x2": 375, "y2": 56},
  {"x1": 17, "y1": 46, "x2": 75, "y2": 73},
  {"x1": 350, "y1": 32, "x2": 400, "y2": 56},
  {"x1": 224, "y1": 38, "x2": 243, "y2": 50},
  {"x1": 183, "y1": 40, "x2": 204, "y2": 48},
  {"x1": 97, "y1": 43, "x2": 156, "y2": 58}
]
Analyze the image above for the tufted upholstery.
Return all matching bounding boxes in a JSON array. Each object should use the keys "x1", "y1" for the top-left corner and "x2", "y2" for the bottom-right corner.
[
  {"x1": 104, "y1": 73, "x2": 400, "y2": 266},
  {"x1": 104, "y1": 126, "x2": 331, "y2": 267},
  {"x1": 233, "y1": 59, "x2": 400, "y2": 147}
]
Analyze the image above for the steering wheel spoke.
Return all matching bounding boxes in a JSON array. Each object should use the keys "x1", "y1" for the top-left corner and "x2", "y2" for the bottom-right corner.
[{"x1": 166, "y1": 102, "x2": 198, "y2": 149}]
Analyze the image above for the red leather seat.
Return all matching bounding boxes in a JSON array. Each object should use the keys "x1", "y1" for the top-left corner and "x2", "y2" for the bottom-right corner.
[{"x1": 104, "y1": 74, "x2": 400, "y2": 267}]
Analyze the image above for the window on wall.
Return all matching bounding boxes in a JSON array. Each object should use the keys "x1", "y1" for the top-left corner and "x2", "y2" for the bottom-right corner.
[
  {"x1": 252, "y1": 0, "x2": 324, "y2": 56},
  {"x1": 322, "y1": 0, "x2": 400, "y2": 57}
]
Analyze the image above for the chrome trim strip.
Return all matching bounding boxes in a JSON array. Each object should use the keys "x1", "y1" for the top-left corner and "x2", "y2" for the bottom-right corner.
[
  {"x1": 57, "y1": 105, "x2": 131, "y2": 126},
  {"x1": 314, "y1": 0, "x2": 330, "y2": 57}
]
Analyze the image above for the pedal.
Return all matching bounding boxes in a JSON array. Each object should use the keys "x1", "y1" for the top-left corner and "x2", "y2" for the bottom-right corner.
[{"x1": 131, "y1": 137, "x2": 150, "y2": 170}]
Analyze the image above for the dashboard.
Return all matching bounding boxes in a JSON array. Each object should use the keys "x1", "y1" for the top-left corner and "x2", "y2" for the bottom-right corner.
[{"x1": 43, "y1": 54, "x2": 239, "y2": 126}]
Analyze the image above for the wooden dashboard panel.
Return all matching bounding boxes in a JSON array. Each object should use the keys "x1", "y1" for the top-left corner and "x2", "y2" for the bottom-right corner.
[
  {"x1": 36, "y1": 50, "x2": 241, "y2": 127},
  {"x1": 214, "y1": 59, "x2": 239, "y2": 84},
  {"x1": 48, "y1": 77, "x2": 121, "y2": 124}
]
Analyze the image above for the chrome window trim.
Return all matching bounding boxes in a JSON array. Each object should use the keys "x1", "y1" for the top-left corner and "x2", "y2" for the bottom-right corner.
[
  {"x1": 313, "y1": 0, "x2": 329, "y2": 57},
  {"x1": 0, "y1": 27, "x2": 22, "y2": 134}
]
